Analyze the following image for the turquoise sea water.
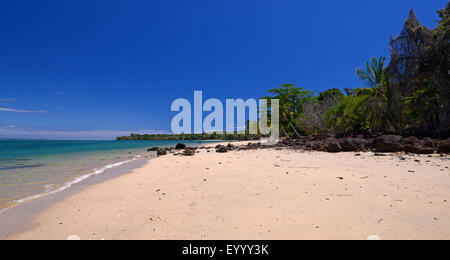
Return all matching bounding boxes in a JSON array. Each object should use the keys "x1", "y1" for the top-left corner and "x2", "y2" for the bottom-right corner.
[{"x1": 0, "y1": 140, "x2": 207, "y2": 210}]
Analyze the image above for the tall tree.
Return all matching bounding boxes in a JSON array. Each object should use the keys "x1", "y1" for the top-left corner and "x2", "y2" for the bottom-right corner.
[
  {"x1": 263, "y1": 83, "x2": 313, "y2": 137},
  {"x1": 355, "y1": 57, "x2": 388, "y2": 99}
]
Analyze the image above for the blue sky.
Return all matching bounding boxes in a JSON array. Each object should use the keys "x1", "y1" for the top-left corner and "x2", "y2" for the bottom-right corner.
[{"x1": 0, "y1": 0, "x2": 447, "y2": 139}]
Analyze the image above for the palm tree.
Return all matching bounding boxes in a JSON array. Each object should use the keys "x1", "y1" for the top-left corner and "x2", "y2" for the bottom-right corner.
[
  {"x1": 354, "y1": 57, "x2": 392, "y2": 133},
  {"x1": 355, "y1": 57, "x2": 388, "y2": 99}
]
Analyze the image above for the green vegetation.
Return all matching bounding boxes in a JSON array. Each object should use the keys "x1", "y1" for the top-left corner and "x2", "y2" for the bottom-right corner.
[
  {"x1": 118, "y1": 3, "x2": 449, "y2": 141},
  {"x1": 262, "y1": 83, "x2": 313, "y2": 137},
  {"x1": 271, "y1": 4, "x2": 449, "y2": 139}
]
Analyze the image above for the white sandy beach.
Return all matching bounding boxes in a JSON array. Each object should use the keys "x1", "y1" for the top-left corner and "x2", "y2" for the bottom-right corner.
[{"x1": 7, "y1": 142, "x2": 450, "y2": 240}]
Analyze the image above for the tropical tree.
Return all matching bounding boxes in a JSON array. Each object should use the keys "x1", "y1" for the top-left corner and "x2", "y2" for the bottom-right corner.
[
  {"x1": 355, "y1": 57, "x2": 388, "y2": 99},
  {"x1": 317, "y1": 88, "x2": 344, "y2": 102},
  {"x1": 263, "y1": 83, "x2": 313, "y2": 137},
  {"x1": 328, "y1": 94, "x2": 367, "y2": 136},
  {"x1": 299, "y1": 89, "x2": 343, "y2": 135}
]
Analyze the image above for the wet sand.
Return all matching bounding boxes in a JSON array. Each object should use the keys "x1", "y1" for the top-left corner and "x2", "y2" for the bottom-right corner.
[
  {"x1": 3, "y1": 142, "x2": 450, "y2": 240},
  {"x1": 0, "y1": 158, "x2": 149, "y2": 239}
]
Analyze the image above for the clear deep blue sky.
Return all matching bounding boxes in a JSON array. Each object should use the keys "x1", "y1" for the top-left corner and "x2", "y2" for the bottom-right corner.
[{"x1": 0, "y1": 0, "x2": 447, "y2": 139}]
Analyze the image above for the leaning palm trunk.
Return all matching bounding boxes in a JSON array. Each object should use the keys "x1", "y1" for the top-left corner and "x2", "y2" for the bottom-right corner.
[
  {"x1": 280, "y1": 126, "x2": 289, "y2": 137},
  {"x1": 282, "y1": 114, "x2": 302, "y2": 138}
]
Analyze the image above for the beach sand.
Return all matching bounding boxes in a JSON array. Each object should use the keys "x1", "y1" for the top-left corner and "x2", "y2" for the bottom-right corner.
[{"x1": 5, "y1": 142, "x2": 450, "y2": 240}]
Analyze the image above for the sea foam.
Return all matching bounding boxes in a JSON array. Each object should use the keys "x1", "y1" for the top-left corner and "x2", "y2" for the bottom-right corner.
[{"x1": 7, "y1": 157, "x2": 139, "y2": 209}]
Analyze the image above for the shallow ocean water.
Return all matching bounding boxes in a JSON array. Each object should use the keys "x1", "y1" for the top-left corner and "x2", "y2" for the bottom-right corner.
[{"x1": 0, "y1": 140, "x2": 207, "y2": 210}]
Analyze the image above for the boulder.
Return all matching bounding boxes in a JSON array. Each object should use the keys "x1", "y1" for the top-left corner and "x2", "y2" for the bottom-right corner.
[
  {"x1": 403, "y1": 137, "x2": 422, "y2": 154},
  {"x1": 175, "y1": 143, "x2": 186, "y2": 150},
  {"x1": 246, "y1": 142, "x2": 261, "y2": 149},
  {"x1": 182, "y1": 149, "x2": 195, "y2": 156},
  {"x1": 403, "y1": 136, "x2": 421, "y2": 145},
  {"x1": 438, "y1": 140, "x2": 450, "y2": 154},
  {"x1": 311, "y1": 142, "x2": 326, "y2": 152},
  {"x1": 339, "y1": 138, "x2": 369, "y2": 151},
  {"x1": 156, "y1": 148, "x2": 167, "y2": 156},
  {"x1": 326, "y1": 141, "x2": 342, "y2": 153},
  {"x1": 148, "y1": 147, "x2": 167, "y2": 156},
  {"x1": 216, "y1": 145, "x2": 228, "y2": 153},
  {"x1": 227, "y1": 143, "x2": 235, "y2": 150},
  {"x1": 375, "y1": 135, "x2": 403, "y2": 153},
  {"x1": 422, "y1": 137, "x2": 436, "y2": 148},
  {"x1": 416, "y1": 147, "x2": 435, "y2": 154},
  {"x1": 404, "y1": 144, "x2": 421, "y2": 153},
  {"x1": 404, "y1": 137, "x2": 436, "y2": 154}
]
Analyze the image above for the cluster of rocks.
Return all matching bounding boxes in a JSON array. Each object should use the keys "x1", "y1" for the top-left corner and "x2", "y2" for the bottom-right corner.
[
  {"x1": 180, "y1": 147, "x2": 196, "y2": 156},
  {"x1": 147, "y1": 147, "x2": 168, "y2": 156},
  {"x1": 278, "y1": 135, "x2": 450, "y2": 154},
  {"x1": 147, "y1": 136, "x2": 450, "y2": 158},
  {"x1": 147, "y1": 142, "x2": 257, "y2": 157},
  {"x1": 214, "y1": 143, "x2": 237, "y2": 153},
  {"x1": 147, "y1": 143, "x2": 197, "y2": 157}
]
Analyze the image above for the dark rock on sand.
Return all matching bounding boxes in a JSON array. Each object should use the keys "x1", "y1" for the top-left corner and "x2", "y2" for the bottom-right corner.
[
  {"x1": 403, "y1": 137, "x2": 422, "y2": 153},
  {"x1": 246, "y1": 142, "x2": 262, "y2": 150},
  {"x1": 416, "y1": 147, "x2": 435, "y2": 154},
  {"x1": 175, "y1": 143, "x2": 186, "y2": 150},
  {"x1": 438, "y1": 139, "x2": 450, "y2": 154},
  {"x1": 311, "y1": 142, "x2": 326, "y2": 152},
  {"x1": 391, "y1": 136, "x2": 435, "y2": 154},
  {"x1": 404, "y1": 144, "x2": 434, "y2": 154},
  {"x1": 374, "y1": 135, "x2": 403, "y2": 153},
  {"x1": 403, "y1": 136, "x2": 421, "y2": 146},
  {"x1": 216, "y1": 145, "x2": 228, "y2": 153},
  {"x1": 148, "y1": 147, "x2": 167, "y2": 156},
  {"x1": 157, "y1": 148, "x2": 167, "y2": 156},
  {"x1": 326, "y1": 141, "x2": 342, "y2": 153},
  {"x1": 422, "y1": 137, "x2": 436, "y2": 148},
  {"x1": 404, "y1": 143, "x2": 422, "y2": 153},
  {"x1": 182, "y1": 149, "x2": 195, "y2": 156},
  {"x1": 339, "y1": 138, "x2": 369, "y2": 152}
]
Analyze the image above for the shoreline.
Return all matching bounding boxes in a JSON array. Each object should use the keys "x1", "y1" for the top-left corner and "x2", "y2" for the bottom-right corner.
[
  {"x1": 0, "y1": 140, "x2": 217, "y2": 215},
  {"x1": 8, "y1": 157, "x2": 143, "y2": 208},
  {"x1": 0, "y1": 141, "x2": 226, "y2": 239},
  {"x1": 2, "y1": 141, "x2": 450, "y2": 240},
  {"x1": 0, "y1": 157, "x2": 150, "y2": 239}
]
